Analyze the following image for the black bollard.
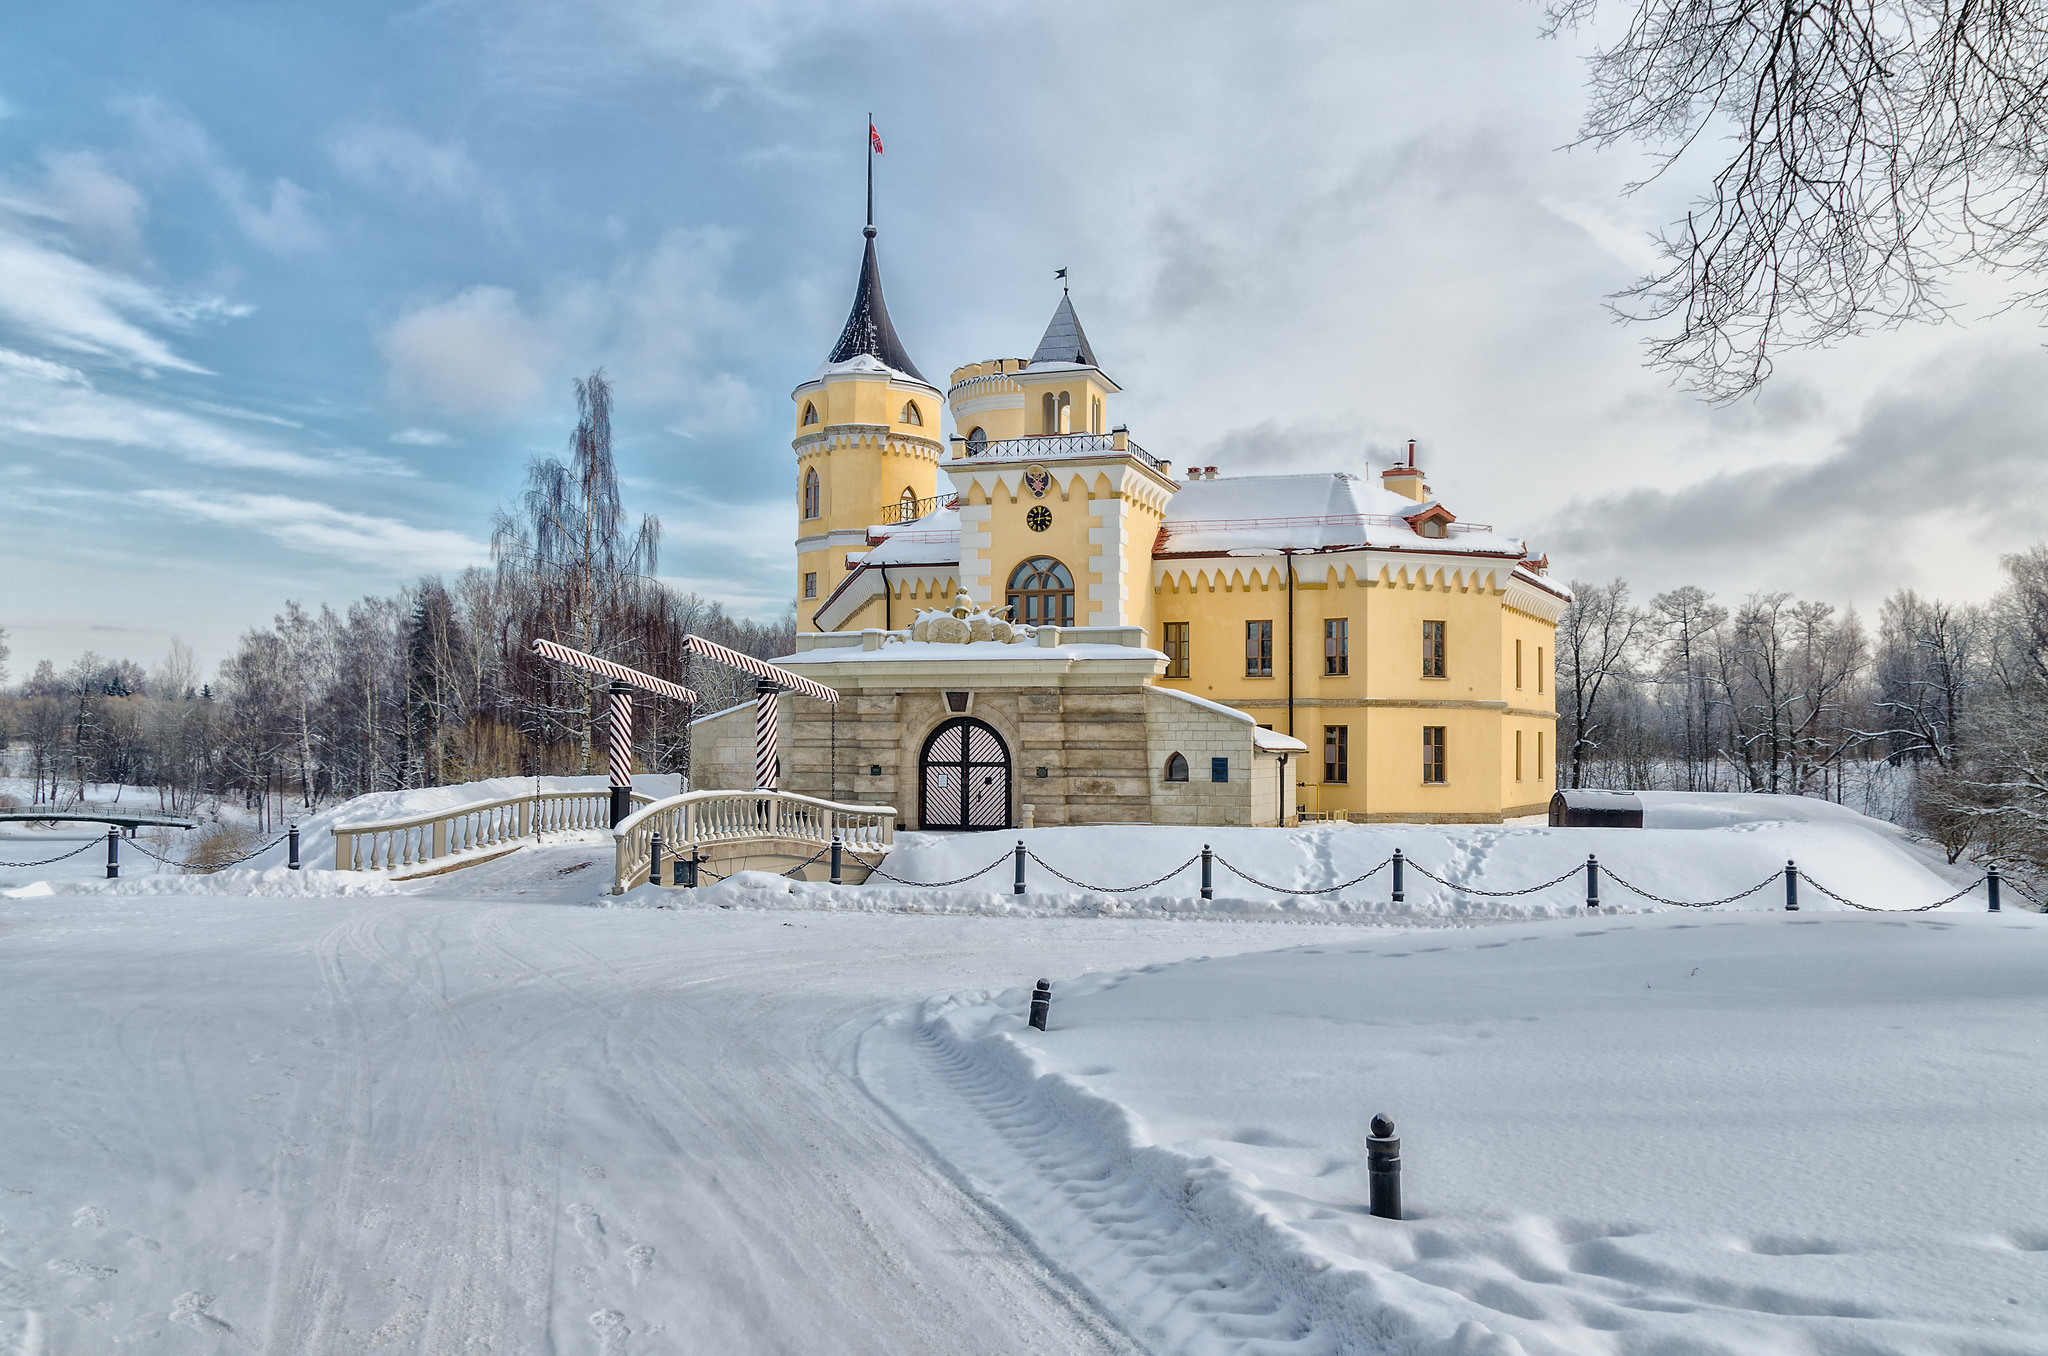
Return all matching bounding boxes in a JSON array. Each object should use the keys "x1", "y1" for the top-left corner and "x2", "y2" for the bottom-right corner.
[
  {"x1": 649, "y1": 830, "x2": 663, "y2": 888},
  {"x1": 106, "y1": 825, "x2": 119, "y2": 880},
  {"x1": 1201, "y1": 844, "x2": 1213, "y2": 901},
  {"x1": 1784, "y1": 859, "x2": 1799, "y2": 911},
  {"x1": 1014, "y1": 839, "x2": 1026, "y2": 896},
  {"x1": 830, "y1": 832, "x2": 843, "y2": 886},
  {"x1": 288, "y1": 824, "x2": 300, "y2": 871},
  {"x1": 1028, "y1": 979, "x2": 1051, "y2": 1031},
  {"x1": 1367, "y1": 1114, "x2": 1402, "y2": 1219},
  {"x1": 1585, "y1": 854, "x2": 1600, "y2": 911},
  {"x1": 1392, "y1": 848, "x2": 1405, "y2": 904},
  {"x1": 1989, "y1": 862, "x2": 2002, "y2": 913}
]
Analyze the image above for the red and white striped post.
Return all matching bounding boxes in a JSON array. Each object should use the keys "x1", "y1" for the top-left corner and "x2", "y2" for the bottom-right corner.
[
  {"x1": 607, "y1": 680, "x2": 635, "y2": 827},
  {"x1": 754, "y1": 679, "x2": 780, "y2": 791}
]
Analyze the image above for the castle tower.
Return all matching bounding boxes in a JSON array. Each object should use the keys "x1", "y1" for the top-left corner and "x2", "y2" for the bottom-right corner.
[{"x1": 791, "y1": 221, "x2": 944, "y2": 629}]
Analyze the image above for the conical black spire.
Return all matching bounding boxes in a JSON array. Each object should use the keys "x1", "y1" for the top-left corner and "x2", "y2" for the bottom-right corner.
[
  {"x1": 826, "y1": 227, "x2": 929, "y2": 384},
  {"x1": 1030, "y1": 291, "x2": 1097, "y2": 367}
]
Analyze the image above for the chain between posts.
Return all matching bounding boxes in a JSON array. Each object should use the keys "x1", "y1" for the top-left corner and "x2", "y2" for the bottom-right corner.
[
  {"x1": 1403, "y1": 860, "x2": 1584, "y2": 899},
  {"x1": 1599, "y1": 867, "x2": 1786, "y2": 908},
  {"x1": 1798, "y1": 871, "x2": 1984, "y2": 914},
  {"x1": 0, "y1": 839, "x2": 103, "y2": 869},
  {"x1": 1022, "y1": 849, "x2": 1203, "y2": 894},
  {"x1": 854, "y1": 850, "x2": 1015, "y2": 889},
  {"x1": 1210, "y1": 854, "x2": 1392, "y2": 895}
]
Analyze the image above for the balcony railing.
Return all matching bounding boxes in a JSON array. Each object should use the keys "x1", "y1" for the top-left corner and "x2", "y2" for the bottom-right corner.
[
  {"x1": 958, "y1": 431, "x2": 1166, "y2": 473},
  {"x1": 875, "y1": 493, "x2": 956, "y2": 526}
]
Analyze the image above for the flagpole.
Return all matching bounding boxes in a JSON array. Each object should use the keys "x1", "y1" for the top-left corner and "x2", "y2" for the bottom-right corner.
[{"x1": 865, "y1": 112, "x2": 873, "y2": 230}]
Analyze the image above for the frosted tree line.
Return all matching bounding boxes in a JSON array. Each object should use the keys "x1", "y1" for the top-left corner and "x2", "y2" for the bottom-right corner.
[
  {"x1": 1558, "y1": 546, "x2": 2048, "y2": 872},
  {"x1": 0, "y1": 374, "x2": 793, "y2": 825}
]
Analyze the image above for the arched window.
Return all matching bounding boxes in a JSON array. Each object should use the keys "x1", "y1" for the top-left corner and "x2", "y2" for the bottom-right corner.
[
  {"x1": 966, "y1": 426, "x2": 987, "y2": 455},
  {"x1": 1041, "y1": 393, "x2": 1057, "y2": 434},
  {"x1": 900, "y1": 401, "x2": 923, "y2": 426},
  {"x1": 1164, "y1": 752, "x2": 1189, "y2": 783},
  {"x1": 1057, "y1": 391, "x2": 1072, "y2": 433},
  {"x1": 802, "y1": 467, "x2": 820, "y2": 520},
  {"x1": 1006, "y1": 556, "x2": 1074, "y2": 627},
  {"x1": 802, "y1": 402, "x2": 818, "y2": 426},
  {"x1": 899, "y1": 486, "x2": 919, "y2": 520},
  {"x1": 1090, "y1": 396, "x2": 1102, "y2": 434}
]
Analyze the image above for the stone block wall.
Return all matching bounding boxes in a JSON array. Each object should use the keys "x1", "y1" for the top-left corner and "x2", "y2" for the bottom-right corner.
[{"x1": 1143, "y1": 687, "x2": 1258, "y2": 826}]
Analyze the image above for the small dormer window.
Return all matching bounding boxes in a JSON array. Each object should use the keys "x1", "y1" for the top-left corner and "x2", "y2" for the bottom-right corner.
[
  {"x1": 901, "y1": 401, "x2": 923, "y2": 426},
  {"x1": 1421, "y1": 520, "x2": 1445, "y2": 538},
  {"x1": 1403, "y1": 503, "x2": 1457, "y2": 539},
  {"x1": 802, "y1": 402, "x2": 818, "y2": 426}
]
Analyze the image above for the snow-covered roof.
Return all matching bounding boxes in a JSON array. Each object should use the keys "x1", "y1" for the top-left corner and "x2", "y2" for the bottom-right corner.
[
  {"x1": 1030, "y1": 292, "x2": 1098, "y2": 368},
  {"x1": 780, "y1": 640, "x2": 1166, "y2": 667},
  {"x1": 863, "y1": 507, "x2": 961, "y2": 566},
  {"x1": 1251, "y1": 727, "x2": 1310, "y2": 754},
  {"x1": 1159, "y1": 472, "x2": 1528, "y2": 557},
  {"x1": 799, "y1": 352, "x2": 937, "y2": 394}
]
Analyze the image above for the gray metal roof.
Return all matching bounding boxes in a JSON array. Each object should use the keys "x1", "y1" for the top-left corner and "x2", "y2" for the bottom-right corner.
[
  {"x1": 1029, "y1": 292, "x2": 1098, "y2": 368},
  {"x1": 826, "y1": 232, "x2": 929, "y2": 384}
]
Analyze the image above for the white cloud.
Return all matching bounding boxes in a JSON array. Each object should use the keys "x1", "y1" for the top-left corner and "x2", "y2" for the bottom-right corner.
[
  {"x1": 390, "y1": 427, "x2": 449, "y2": 445},
  {"x1": 137, "y1": 489, "x2": 486, "y2": 572},
  {"x1": 117, "y1": 96, "x2": 323, "y2": 254},
  {"x1": 330, "y1": 124, "x2": 481, "y2": 201},
  {"x1": 381, "y1": 285, "x2": 556, "y2": 414},
  {"x1": 0, "y1": 230, "x2": 209, "y2": 371},
  {"x1": 0, "y1": 346, "x2": 398, "y2": 476},
  {"x1": 34, "y1": 151, "x2": 148, "y2": 255}
]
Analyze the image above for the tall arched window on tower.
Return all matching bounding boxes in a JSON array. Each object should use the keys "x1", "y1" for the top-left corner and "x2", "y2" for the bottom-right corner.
[
  {"x1": 966, "y1": 426, "x2": 987, "y2": 456},
  {"x1": 899, "y1": 486, "x2": 918, "y2": 520},
  {"x1": 900, "y1": 401, "x2": 922, "y2": 426},
  {"x1": 803, "y1": 467, "x2": 820, "y2": 520},
  {"x1": 1007, "y1": 557, "x2": 1074, "y2": 627},
  {"x1": 1090, "y1": 397, "x2": 1102, "y2": 434},
  {"x1": 1041, "y1": 393, "x2": 1057, "y2": 434},
  {"x1": 802, "y1": 402, "x2": 818, "y2": 426},
  {"x1": 1057, "y1": 391, "x2": 1072, "y2": 433}
]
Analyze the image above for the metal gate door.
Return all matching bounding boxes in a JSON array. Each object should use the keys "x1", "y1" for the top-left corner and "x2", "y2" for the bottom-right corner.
[{"x1": 919, "y1": 717, "x2": 1011, "y2": 830}]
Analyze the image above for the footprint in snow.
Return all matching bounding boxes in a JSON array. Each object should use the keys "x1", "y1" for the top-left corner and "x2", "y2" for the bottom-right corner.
[
  {"x1": 626, "y1": 1244, "x2": 655, "y2": 1285},
  {"x1": 171, "y1": 1291, "x2": 235, "y2": 1334},
  {"x1": 71, "y1": 1206, "x2": 107, "y2": 1229},
  {"x1": 591, "y1": 1308, "x2": 630, "y2": 1355},
  {"x1": 567, "y1": 1204, "x2": 608, "y2": 1259},
  {"x1": 47, "y1": 1258, "x2": 117, "y2": 1279}
]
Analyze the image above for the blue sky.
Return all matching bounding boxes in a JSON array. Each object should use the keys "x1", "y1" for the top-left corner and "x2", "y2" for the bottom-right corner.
[{"x1": 5, "y1": 0, "x2": 2047, "y2": 675}]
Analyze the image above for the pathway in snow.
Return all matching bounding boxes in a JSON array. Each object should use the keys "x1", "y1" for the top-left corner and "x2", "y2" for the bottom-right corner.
[{"x1": 0, "y1": 845, "x2": 1286, "y2": 1354}]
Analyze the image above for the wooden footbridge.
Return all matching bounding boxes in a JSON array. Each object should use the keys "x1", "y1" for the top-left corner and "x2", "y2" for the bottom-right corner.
[{"x1": 0, "y1": 809, "x2": 199, "y2": 833}]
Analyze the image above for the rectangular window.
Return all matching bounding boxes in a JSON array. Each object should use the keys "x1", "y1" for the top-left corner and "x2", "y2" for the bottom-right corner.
[
  {"x1": 1325, "y1": 618, "x2": 1348, "y2": 675},
  {"x1": 1423, "y1": 726, "x2": 1447, "y2": 784},
  {"x1": 1211, "y1": 756, "x2": 1230, "y2": 783},
  {"x1": 1537, "y1": 730, "x2": 1546, "y2": 780},
  {"x1": 1515, "y1": 729, "x2": 1524, "y2": 781},
  {"x1": 1515, "y1": 638, "x2": 1523, "y2": 689},
  {"x1": 1324, "y1": 725, "x2": 1348, "y2": 783},
  {"x1": 1245, "y1": 620, "x2": 1273, "y2": 677},
  {"x1": 1163, "y1": 622, "x2": 1190, "y2": 678},
  {"x1": 1536, "y1": 646, "x2": 1545, "y2": 694},
  {"x1": 803, "y1": 572, "x2": 818, "y2": 600},
  {"x1": 1422, "y1": 621, "x2": 1447, "y2": 678}
]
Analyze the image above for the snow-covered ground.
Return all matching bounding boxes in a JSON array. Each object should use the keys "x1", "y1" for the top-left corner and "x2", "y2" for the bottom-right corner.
[{"x1": 0, "y1": 782, "x2": 2037, "y2": 1353}]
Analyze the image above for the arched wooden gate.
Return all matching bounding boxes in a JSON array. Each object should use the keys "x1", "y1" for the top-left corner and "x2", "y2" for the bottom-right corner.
[{"x1": 919, "y1": 717, "x2": 1011, "y2": 830}]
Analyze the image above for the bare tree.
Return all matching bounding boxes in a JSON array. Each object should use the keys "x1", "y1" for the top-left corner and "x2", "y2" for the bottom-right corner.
[
  {"x1": 1559, "y1": 578, "x2": 1649, "y2": 787},
  {"x1": 1550, "y1": 1, "x2": 2048, "y2": 398},
  {"x1": 1651, "y1": 585, "x2": 1729, "y2": 790}
]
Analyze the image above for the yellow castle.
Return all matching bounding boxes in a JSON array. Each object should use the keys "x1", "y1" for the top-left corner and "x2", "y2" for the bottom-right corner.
[{"x1": 694, "y1": 217, "x2": 1567, "y2": 828}]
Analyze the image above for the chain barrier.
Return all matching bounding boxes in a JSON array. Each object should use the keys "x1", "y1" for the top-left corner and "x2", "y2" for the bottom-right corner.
[
  {"x1": 1023, "y1": 849, "x2": 1201, "y2": 894},
  {"x1": 780, "y1": 845, "x2": 834, "y2": 879},
  {"x1": 1211, "y1": 854, "x2": 1392, "y2": 895},
  {"x1": 856, "y1": 850, "x2": 1015, "y2": 889},
  {"x1": 0, "y1": 839, "x2": 103, "y2": 869},
  {"x1": 2003, "y1": 874, "x2": 2043, "y2": 908},
  {"x1": 1601, "y1": 867, "x2": 1784, "y2": 908},
  {"x1": 1405, "y1": 861, "x2": 1583, "y2": 899},
  {"x1": 1800, "y1": 872, "x2": 1983, "y2": 914},
  {"x1": 123, "y1": 832, "x2": 291, "y2": 873}
]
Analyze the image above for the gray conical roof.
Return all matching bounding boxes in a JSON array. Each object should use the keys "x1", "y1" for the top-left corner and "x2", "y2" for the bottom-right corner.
[
  {"x1": 826, "y1": 232, "x2": 929, "y2": 384},
  {"x1": 1030, "y1": 292, "x2": 1097, "y2": 367}
]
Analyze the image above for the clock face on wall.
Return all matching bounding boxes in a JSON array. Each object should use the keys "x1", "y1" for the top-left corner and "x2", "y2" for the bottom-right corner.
[
  {"x1": 1026, "y1": 505, "x2": 1052, "y2": 532},
  {"x1": 1023, "y1": 465, "x2": 1051, "y2": 498}
]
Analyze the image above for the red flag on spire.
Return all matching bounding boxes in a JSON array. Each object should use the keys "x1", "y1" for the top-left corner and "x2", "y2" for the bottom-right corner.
[{"x1": 870, "y1": 123, "x2": 884, "y2": 155}]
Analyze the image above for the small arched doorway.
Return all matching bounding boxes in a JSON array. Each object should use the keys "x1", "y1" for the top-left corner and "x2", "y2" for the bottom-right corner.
[{"x1": 920, "y1": 717, "x2": 1011, "y2": 830}]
